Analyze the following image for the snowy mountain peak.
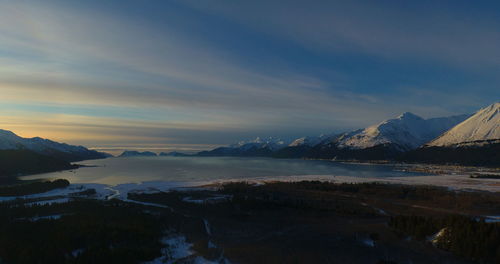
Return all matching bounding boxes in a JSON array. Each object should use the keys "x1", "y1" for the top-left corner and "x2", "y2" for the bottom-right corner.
[
  {"x1": 288, "y1": 133, "x2": 337, "y2": 147},
  {"x1": 230, "y1": 136, "x2": 289, "y2": 150},
  {"x1": 397, "y1": 112, "x2": 423, "y2": 120},
  {"x1": 427, "y1": 102, "x2": 500, "y2": 147},
  {"x1": 335, "y1": 112, "x2": 469, "y2": 151},
  {"x1": 233, "y1": 136, "x2": 283, "y2": 145}
]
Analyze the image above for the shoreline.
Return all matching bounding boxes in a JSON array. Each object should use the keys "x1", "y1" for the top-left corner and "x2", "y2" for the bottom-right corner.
[
  {"x1": 4, "y1": 172, "x2": 499, "y2": 206},
  {"x1": 13, "y1": 173, "x2": 500, "y2": 204},
  {"x1": 11, "y1": 157, "x2": 500, "y2": 201},
  {"x1": 63, "y1": 173, "x2": 500, "y2": 198},
  {"x1": 198, "y1": 173, "x2": 500, "y2": 192}
]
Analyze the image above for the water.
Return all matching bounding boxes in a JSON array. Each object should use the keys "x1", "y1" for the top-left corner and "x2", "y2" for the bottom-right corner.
[{"x1": 20, "y1": 156, "x2": 430, "y2": 186}]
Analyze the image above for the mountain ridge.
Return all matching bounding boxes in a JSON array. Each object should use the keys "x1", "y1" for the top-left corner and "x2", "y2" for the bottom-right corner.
[
  {"x1": 333, "y1": 112, "x2": 470, "y2": 151},
  {"x1": 119, "y1": 150, "x2": 158, "y2": 157},
  {"x1": 195, "y1": 103, "x2": 500, "y2": 166},
  {"x1": 200, "y1": 111, "x2": 470, "y2": 159},
  {"x1": 426, "y1": 102, "x2": 499, "y2": 147},
  {"x1": 0, "y1": 129, "x2": 110, "y2": 162}
]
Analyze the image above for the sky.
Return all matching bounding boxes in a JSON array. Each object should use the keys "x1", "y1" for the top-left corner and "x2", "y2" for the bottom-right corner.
[{"x1": 1, "y1": 0, "x2": 499, "y2": 153}]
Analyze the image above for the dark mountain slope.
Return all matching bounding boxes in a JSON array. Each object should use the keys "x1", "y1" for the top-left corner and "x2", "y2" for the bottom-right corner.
[{"x1": 0, "y1": 149, "x2": 76, "y2": 183}]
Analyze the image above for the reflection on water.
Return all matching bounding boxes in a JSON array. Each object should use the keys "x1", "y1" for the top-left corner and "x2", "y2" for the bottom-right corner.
[{"x1": 20, "y1": 156, "x2": 429, "y2": 185}]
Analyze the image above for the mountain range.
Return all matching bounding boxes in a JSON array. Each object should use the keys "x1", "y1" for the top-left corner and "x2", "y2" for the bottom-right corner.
[
  {"x1": 402, "y1": 102, "x2": 499, "y2": 165},
  {"x1": 0, "y1": 130, "x2": 110, "y2": 179},
  {"x1": 2, "y1": 102, "x2": 496, "y2": 177},
  {"x1": 426, "y1": 102, "x2": 499, "y2": 147},
  {"x1": 198, "y1": 137, "x2": 290, "y2": 157},
  {"x1": 198, "y1": 102, "x2": 499, "y2": 166},
  {"x1": 0, "y1": 129, "x2": 110, "y2": 162},
  {"x1": 119, "y1": 150, "x2": 158, "y2": 157}
]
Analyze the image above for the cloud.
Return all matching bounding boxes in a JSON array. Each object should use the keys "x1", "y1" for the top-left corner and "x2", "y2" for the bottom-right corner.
[
  {"x1": 1, "y1": 0, "x2": 496, "y2": 149},
  {"x1": 0, "y1": 2, "x2": 404, "y2": 122},
  {"x1": 179, "y1": 0, "x2": 500, "y2": 70}
]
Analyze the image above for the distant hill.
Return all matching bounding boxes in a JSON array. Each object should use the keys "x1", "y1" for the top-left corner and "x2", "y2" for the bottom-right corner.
[
  {"x1": 159, "y1": 151, "x2": 190, "y2": 157},
  {"x1": 0, "y1": 129, "x2": 111, "y2": 182},
  {"x1": 0, "y1": 129, "x2": 110, "y2": 162},
  {"x1": 198, "y1": 137, "x2": 289, "y2": 157},
  {"x1": 119, "y1": 150, "x2": 158, "y2": 157}
]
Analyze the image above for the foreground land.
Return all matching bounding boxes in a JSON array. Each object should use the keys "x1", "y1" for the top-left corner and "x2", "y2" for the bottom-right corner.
[{"x1": 0, "y1": 180, "x2": 499, "y2": 263}]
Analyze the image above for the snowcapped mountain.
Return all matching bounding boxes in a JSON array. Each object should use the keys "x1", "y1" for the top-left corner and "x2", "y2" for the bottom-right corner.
[
  {"x1": 426, "y1": 102, "x2": 499, "y2": 147},
  {"x1": 0, "y1": 129, "x2": 110, "y2": 162},
  {"x1": 198, "y1": 108, "x2": 490, "y2": 163},
  {"x1": 230, "y1": 137, "x2": 290, "y2": 151},
  {"x1": 198, "y1": 136, "x2": 290, "y2": 157},
  {"x1": 280, "y1": 112, "x2": 470, "y2": 161},
  {"x1": 333, "y1": 112, "x2": 470, "y2": 151},
  {"x1": 288, "y1": 134, "x2": 337, "y2": 147}
]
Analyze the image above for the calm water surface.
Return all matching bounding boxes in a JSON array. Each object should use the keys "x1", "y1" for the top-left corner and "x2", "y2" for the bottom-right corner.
[{"x1": 21, "y1": 156, "x2": 429, "y2": 185}]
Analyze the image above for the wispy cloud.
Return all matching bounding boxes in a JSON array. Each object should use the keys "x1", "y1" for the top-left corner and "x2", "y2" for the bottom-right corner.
[
  {"x1": 179, "y1": 0, "x2": 500, "y2": 70},
  {"x1": 0, "y1": 1, "x2": 497, "y2": 149}
]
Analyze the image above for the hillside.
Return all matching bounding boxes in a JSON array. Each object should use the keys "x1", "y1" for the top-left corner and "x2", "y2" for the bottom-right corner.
[
  {"x1": 334, "y1": 112, "x2": 469, "y2": 151},
  {"x1": 0, "y1": 150, "x2": 76, "y2": 183},
  {"x1": 197, "y1": 103, "x2": 499, "y2": 166},
  {"x1": 427, "y1": 102, "x2": 499, "y2": 146},
  {"x1": 0, "y1": 129, "x2": 110, "y2": 162},
  {"x1": 403, "y1": 102, "x2": 500, "y2": 166},
  {"x1": 198, "y1": 137, "x2": 289, "y2": 157}
]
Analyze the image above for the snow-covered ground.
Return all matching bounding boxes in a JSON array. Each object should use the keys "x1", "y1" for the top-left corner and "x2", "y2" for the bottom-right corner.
[
  {"x1": 17, "y1": 214, "x2": 65, "y2": 222},
  {"x1": 202, "y1": 173, "x2": 500, "y2": 192},
  {"x1": 1, "y1": 170, "x2": 498, "y2": 209},
  {"x1": 143, "y1": 234, "x2": 225, "y2": 264},
  {"x1": 0, "y1": 183, "x2": 114, "y2": 203},
  {"x1": 0, "y1": 170, "x2": 496, "y2": 264},
  {"x1": 182, "y1": 195, "x2": 232, "y2": 205},
  {"x1": 428, "y1": 228, "x2": 448, "y2": 245},
  {"x1": 484, "y1": 216, "x2": 500, "y2": 223},
  {"x1": 25, "y1": 198, "x2": 70, "y2": 206}
]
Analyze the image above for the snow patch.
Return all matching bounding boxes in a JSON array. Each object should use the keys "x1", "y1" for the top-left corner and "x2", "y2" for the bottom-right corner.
[
  {"x1": 360, "y1": 238, "x2": 375, "y2": 247},
  {"x1": 229, "y1": 136, "x2": 290, "y2": 151},
  {"x1": 182, "y1": 195, "x2": 231, "y2": 205},
  {"x1": 208, "y1": 240, "x2": 217, "y2": 249},
  {"x1": 288, "y1": 134, "x2": 336, "y2": 147},
  {"x1": 428, "y1": 228, "x2": 449, "y2": 245},
  {"x1": 484, "y1": 215, "x2": 500, "y2": 223},
  {"x1": 25, "y1": 198, "x2": 70, "y2": 206},
  {"x1": 0, "y1": 184, "x2": 112, "y2": 203},
  {"x1": 71, "y1": 248, "x2": 85, "y2": 257},
  {"x1": 143, "y1": 235, "x2": 220, "y2": 264},
  {"x1": 19, "y1": 214, "x2": 64, "y2": 222}
]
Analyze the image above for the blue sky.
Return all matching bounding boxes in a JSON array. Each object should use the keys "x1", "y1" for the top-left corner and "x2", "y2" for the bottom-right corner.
[{"x1": 0, "y1": 0, "x2": 499, "y2": 153}]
